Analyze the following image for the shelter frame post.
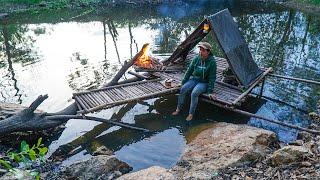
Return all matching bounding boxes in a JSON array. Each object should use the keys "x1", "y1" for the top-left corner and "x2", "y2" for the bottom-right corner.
[{"x1": 259, "y1": 77, "x2": 266, "y2": 98}]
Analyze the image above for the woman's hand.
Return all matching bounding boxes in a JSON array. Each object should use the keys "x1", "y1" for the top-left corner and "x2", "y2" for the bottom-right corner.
[{"x1": 208, "y1": 92, "x2": 217, "y2": 100}]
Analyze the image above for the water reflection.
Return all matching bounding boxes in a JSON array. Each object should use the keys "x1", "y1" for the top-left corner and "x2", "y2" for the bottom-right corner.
[
  {"x1": 0, "y1": 22, "x2": 41, "y2": 103},
  {"x1": 1, "y1": 1, "x2": 320, "y2": 170},
  {"x1": 236, "y1": 10, "x2": 320, "y2": 141}
]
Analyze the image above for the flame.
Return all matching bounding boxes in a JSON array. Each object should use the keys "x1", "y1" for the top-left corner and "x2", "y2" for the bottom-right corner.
[
  {"x1": 135, "y1": 44, "x2": 153, "y2": 68},
  {"x1": 203, "y1": 23, "x2": 210, "y2": 31}
]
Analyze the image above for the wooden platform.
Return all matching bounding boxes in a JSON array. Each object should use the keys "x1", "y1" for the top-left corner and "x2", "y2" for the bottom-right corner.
[
  {"x1": 73, "y1": 56, "x2": 255, "y2": 114},
  {"x1": 73, "y1": 79, "x2": 180, "y2": 114}
]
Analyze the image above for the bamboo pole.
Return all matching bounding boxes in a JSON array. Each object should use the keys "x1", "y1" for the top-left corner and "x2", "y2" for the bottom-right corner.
[
  {"x1": 200, "y1": 94, "x2": 233, "y2": 106},
  {"x1": 250, "y1": 92, "x2": 309, "y2": 114},
  {"x1": 100, "y1": 91, "x2": 114, "y2": 103},
  {"x1": 112, "y1": 88, "x2": 126, "y2": 100},
  {"x1": 259, "y1": 77, "x2": 266, "y2": 97},
  {"x1": 232, "y1": 68, "x2": 272, "y2": 105},
  {"x1": 83, "y1": 94, "x2": 96, "y2": 107},
  {"x1": 73, "y1": 78, "x2": 160, "y2": 95},
  {"x1": 126, "y1": 86, "x2": 141, "y2": 97},
  {"x1": 201, "y1": 98, "x2": 320, "y2": 135},
  {"x1": 74, "y1": 97, "x2": 83, "y2": 111},
  {"x1": 96, "y1": 92, "x2": 109, "y2": 103},
  {"x1": 103, "y1": 90, "x2": 117, "y2": 102},
  {"x1": 109, "y1": 88, "x2": 122, "y2": 100},
  {"x1": 135, "y1": 69, "x2": 181, "y2": 73},
  {"x1": 92, "y1": 93, "x2": 105, "y2": 104},
  {"x1": 268, "y1": 73, "x2": 320, "y2": 85},
  {"x1": 47, "y1": 115, "x2": 150, "y2": 132},
  {"x1": 119, "y1": 87, "x2": 135, "y2": 98},
  {"x1": 87, "y1": 93, "x2": 100, "y2": 106},
  {"x1": 80, "y1": 95, "x2": 93, "y2": 108},
  {"x1": 140, "y1": 83, "x2": 155, "y2": 93},
  {"x1": 128, "y1": 70, "x2": 149, "y2": 79},
  {"x1": 74, "y1": 96, "x2": 87, "y2": 110}
]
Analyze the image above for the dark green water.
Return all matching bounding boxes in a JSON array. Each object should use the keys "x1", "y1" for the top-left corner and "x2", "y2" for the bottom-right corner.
[{"x1": 0, "y1": 1, "x2": 319, "y2": 171}]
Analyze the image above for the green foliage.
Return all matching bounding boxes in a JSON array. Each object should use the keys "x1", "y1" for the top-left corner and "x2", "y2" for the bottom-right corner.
[
  {"x1": 0, "y1": 138, "x2": 48, "y2": 179},
  {"x1": 297, "y1": 0, "x2": 320, "y2": 5},
  {"x1": 1, "y1": 0, "x2": 102, "y2": 10}
]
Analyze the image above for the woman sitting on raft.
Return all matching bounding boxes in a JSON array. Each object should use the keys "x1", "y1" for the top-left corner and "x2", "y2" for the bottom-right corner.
[{"x1": 172, "y1": 42, "x2": 217, "y2": 121}]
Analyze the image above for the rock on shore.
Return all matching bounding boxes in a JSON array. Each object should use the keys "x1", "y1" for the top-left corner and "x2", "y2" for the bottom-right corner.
[
  {"x1": 117, "y1": 122, "x2": 278, "y2": 179},
  {"x1": 171, "y1": 122, "x2": 278, "y2": 179},
  {"x1": 43, "y1": 155, "x2": 132, "y2": 180},
  {"x1": 118, "y1": 166, "x2": 174, "y2": 180}
]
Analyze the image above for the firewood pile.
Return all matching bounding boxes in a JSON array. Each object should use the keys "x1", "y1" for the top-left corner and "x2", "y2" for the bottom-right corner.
[{"x1": 133, "y1": 56, "x2": 163, "y2": 71}]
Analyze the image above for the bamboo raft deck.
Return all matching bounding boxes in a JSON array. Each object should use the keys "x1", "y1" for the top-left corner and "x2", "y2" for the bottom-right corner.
[
  {"x1": 73, "y1": 79, "x2": 180, "y2": 114},
  {"x1": 73, "y1": 56, "x2": 250, "y2": 114}
]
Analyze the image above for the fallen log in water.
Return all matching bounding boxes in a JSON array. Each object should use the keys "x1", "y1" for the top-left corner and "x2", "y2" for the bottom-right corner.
[
  {"x1": 0, "y1": 95, "x2": 63, "y2": 136},
  {"x1": 0, "y1": 95, "x2": 149, "y2": 136}
]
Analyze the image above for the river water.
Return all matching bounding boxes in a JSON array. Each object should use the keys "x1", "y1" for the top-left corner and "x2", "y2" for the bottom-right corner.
[{"x1": 0, "y1": 1, "x2": 319, "y2": 171}]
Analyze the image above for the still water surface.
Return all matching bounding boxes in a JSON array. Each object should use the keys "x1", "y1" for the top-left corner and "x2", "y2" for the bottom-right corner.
[{"x1": 0, "y1": 2, "x2": 320, "y2": 171}]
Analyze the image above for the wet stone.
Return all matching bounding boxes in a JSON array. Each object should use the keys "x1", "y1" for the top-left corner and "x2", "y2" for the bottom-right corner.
[
  {"x1": 289, "y1": 140, "x2": 304, "y2": 146},
  {"x1": 91, "y1": 145, "x2": 113, "y2": 156},
  {"x1": 171, "y1": 122, "x2": 277, "y2": 179},
  {"x1": 297, "y1": 131, "x2": 312, "y2": 142},
  {"x1": 44, "y1": 155, "x2": 132, "y2": 180},
  {"x1": 270, "y1": 145, "x2": 313, "y2": 166},
  {"x1": 117, "y1": 166, "x2": 174, "y2": 180}
]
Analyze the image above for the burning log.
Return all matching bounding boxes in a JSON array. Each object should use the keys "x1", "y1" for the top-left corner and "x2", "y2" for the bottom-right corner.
[
  {"x1": 106, "y1": 43, "x2": 150, "y2": 86},
  {"x1": 133, "y1": 43, "x2": 163, "y2": 70}
]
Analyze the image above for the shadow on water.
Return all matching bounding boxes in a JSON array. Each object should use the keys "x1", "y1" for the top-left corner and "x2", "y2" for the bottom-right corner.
[{"x1": 1, "y1": 1, "x2": 320, "y2": 171}]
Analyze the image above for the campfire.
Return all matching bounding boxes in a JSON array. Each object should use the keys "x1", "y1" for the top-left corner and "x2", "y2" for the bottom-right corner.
[{"x1": 134, "y1": 43, "x2": 163, "y2": 70}]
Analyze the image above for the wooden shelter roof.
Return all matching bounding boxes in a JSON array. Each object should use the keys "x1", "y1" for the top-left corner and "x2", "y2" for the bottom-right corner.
[{"x1": 208, "y1": 9, "x2": 262, "y2": 88}]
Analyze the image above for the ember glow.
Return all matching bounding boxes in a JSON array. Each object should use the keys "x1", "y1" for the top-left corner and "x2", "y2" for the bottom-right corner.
[{"x1": 135, "y1": 43, "x2": 153, "y2": 68}]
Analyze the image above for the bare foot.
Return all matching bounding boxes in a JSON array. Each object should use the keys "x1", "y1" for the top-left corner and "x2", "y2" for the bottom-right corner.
[
  {"x1": 186, "y1": 114, "x2": 193, "y2": 121},
  {"x1": 172, "y1": 109, "x2": 180, "y2": 116},
  {"x1": 209, "y1": 93, "x2": 217, "y2": 100}
]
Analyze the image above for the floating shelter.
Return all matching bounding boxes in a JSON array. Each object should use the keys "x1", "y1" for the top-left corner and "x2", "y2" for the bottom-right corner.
[
  {"x1": 73, "y1": 9, "x2": 270, "y2": 114},
  {"x1": 72, "y1": 9, "x2": 320, "y2": 134}
]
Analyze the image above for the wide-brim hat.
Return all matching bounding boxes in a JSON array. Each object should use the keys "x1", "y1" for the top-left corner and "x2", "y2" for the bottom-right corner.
[{"x1": 197, "y1": 42, "x2": 212, "y2": 51}]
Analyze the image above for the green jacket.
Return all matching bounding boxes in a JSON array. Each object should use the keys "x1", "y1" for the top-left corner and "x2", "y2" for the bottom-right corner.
[{"x1": 182, "y1": 55, "x2": 217, "y2": 94}]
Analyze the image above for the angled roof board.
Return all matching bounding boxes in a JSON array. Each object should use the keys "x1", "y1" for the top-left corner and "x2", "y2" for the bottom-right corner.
[{"x1": 208, "y1": 9, "x2": 262, "y2": 88}]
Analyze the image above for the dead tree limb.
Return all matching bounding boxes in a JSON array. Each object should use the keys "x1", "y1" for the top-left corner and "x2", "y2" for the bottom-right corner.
[
  {"x1": 0, "y1": 95, "x2": 149, "y2": 136},
  {"x1": 0, "y1": 95, "x2": 66, "y2": 136}
]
